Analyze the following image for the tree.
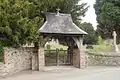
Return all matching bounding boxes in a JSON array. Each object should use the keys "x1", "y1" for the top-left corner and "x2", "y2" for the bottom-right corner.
[
  {"x1": 0, "y1": 0, "x2": 88, "y2": 47},
  {"x1": 79, "y1": 22, "x2": 98, "y2": 44},
  {"x1": 40, "y1": 0, "x2": 88, "y2": 25},
  {"x1": 0, "y1": 0, "x2": 44, "y2": 47},
  {"x1": 94, "y1": 0, "x2": 120, "y2": 41}
]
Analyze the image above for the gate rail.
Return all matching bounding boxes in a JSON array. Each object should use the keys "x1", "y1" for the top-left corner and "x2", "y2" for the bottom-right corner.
[{"x1": 44, "y1": 49, "x2": 71, "y2": 66}]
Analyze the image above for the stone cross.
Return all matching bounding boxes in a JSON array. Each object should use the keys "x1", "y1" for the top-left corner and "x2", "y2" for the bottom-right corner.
[
  {"x1": 56, "y1": 8, "x2": 60, "y2": 16},
  {"x1": 112, "y1": 31, "x2": 119, "y2": 52}
]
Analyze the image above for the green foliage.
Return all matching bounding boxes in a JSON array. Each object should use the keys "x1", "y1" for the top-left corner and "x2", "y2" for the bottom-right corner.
[
  {"x1": 94, "y1": 0, "x2": 120, "y2": 40},
  {"x1": 60, "y1": 48, "x2": 63, "y2": 50},
  {"x1": 46, "y1": 45, "x2": 51, "y2": 50},
  {"x1": 0, "y1": 0, "x2": 88, "y2": 47},
  {"x1": 0, "y1": 0, "x2": 44, "y2": 47},
  {"x1": 79, "y1": 22, "x2": 98, "y2": 44},
  {"x1": 98, "y1": 36, "x2": 104, "y2": 45},
  {"x1": 40, "y1": 0, "x2": 88, "y2": 25},
  {"x1": 0, "y1": 41, "x2": 4, "y2": 61},
  {"x1": 45, "y1": 44, "x2": 68, "y2": 50},
  {"x1": 118, "y1": 44, "x2": 120, "y2": 50}
]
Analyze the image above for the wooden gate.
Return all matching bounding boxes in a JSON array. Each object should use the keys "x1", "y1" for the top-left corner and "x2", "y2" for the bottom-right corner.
[{"x1": 45, "y1": 49, "x2": 72, "y2": 66}]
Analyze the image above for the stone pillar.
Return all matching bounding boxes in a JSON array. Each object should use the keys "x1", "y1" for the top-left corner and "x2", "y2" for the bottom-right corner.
[
  {"x1": 112, "y1": 31, "x2": 119, "y2": 52},
  {"x1": 32, "y1": 48, "x2": 38, "y2": 71},
  {"x1": 72, "y1": 37, "x2": 86, "y2": 69},
  {"x1": 38, "y1": 47, "x2": 45, "y2": 71},
  {"x1": 79, "y1": 39, "x2": 86, "y2": 68}
]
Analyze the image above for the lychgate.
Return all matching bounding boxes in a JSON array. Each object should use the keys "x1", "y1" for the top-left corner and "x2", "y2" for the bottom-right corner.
[{"x1": 38, "y1": 11, "x2": 87, "y2": 70}]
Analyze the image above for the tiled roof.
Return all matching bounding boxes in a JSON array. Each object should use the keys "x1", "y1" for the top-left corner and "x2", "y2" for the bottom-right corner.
[{"x1": 40, "y1": 12, "x2": 87, "y2": 35}]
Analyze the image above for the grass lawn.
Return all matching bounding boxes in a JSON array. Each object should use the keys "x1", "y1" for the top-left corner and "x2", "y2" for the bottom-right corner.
[
  {"x1": 45, "y1": 44, "x2": 68, "y2": 50},
  {"x1": 45, "y1": 44, "x2": 120, "y2": 53},
  {"x1": 118, "y1": 44, "x2": 120, "y2": 50},
  {"x1": 85, "y1": 45, "x2": 114, "y2": 52}
]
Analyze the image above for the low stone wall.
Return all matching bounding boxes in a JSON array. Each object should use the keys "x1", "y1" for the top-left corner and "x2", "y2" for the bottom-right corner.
[
  {"x1": 0, "y1": 47, "x2": 38, "y2": 77},
  {"x1": 87, "y1": 52, "x2": 120, "y2": 66}
]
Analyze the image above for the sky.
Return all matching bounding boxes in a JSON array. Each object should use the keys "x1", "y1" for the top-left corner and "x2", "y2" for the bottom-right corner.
[{"x1": 79, "y1": 0, "x2": 97, "y2": 30}]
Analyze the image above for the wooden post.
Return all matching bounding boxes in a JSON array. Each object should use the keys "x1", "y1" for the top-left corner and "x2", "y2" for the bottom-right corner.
[
  {"x1": 64, "y1": 51, "x2": 66, "y2": 64},
  {"x1": 56, "y1": 49, "x2": 59, "y2": 66},
  {"x1": 72, "y1": 37, "x2": 86, "y2": 69}
]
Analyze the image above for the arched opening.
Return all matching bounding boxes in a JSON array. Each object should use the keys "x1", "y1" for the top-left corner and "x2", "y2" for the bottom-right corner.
[
  {"x1": 44, "y1": 36, "x2": 75, "y2": 66},
  {"x1": 40, "y1": 34, "x2": 86, "y2": 69}
]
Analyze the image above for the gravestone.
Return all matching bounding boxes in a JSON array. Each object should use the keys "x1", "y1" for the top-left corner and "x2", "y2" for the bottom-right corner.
[{"x1": 112, "y1": 31, "x2": 119, "y2": 52}]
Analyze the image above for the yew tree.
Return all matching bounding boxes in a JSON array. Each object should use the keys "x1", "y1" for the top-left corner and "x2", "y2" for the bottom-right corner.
[{"x1": 0, "y1": 0, "x2": 88, "y2": 47}]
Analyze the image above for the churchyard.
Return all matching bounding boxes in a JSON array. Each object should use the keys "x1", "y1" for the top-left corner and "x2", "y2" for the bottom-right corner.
[
  {"x1": 1, "y1": 0, "x2": 120, "y2": 80},
  {"x1": 44, "y1": 40, "x2": 120, "y2": 53}
]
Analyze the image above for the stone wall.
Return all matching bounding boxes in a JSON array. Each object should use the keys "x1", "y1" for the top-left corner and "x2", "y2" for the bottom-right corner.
[
  {"x1": 87, "y1": 52, "x2": 120, "y2": 66},
  {"x1": 0, "y1": 47, "x2": 38, "y2": 77}
]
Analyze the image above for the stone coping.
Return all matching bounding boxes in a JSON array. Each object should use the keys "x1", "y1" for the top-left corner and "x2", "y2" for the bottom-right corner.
[
  {"x1": 86, "y1": 52, "x2": 120, "y2": 57},
  {"x1": 3, "y1": 47, "x2": 38, "y2": 52}
]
